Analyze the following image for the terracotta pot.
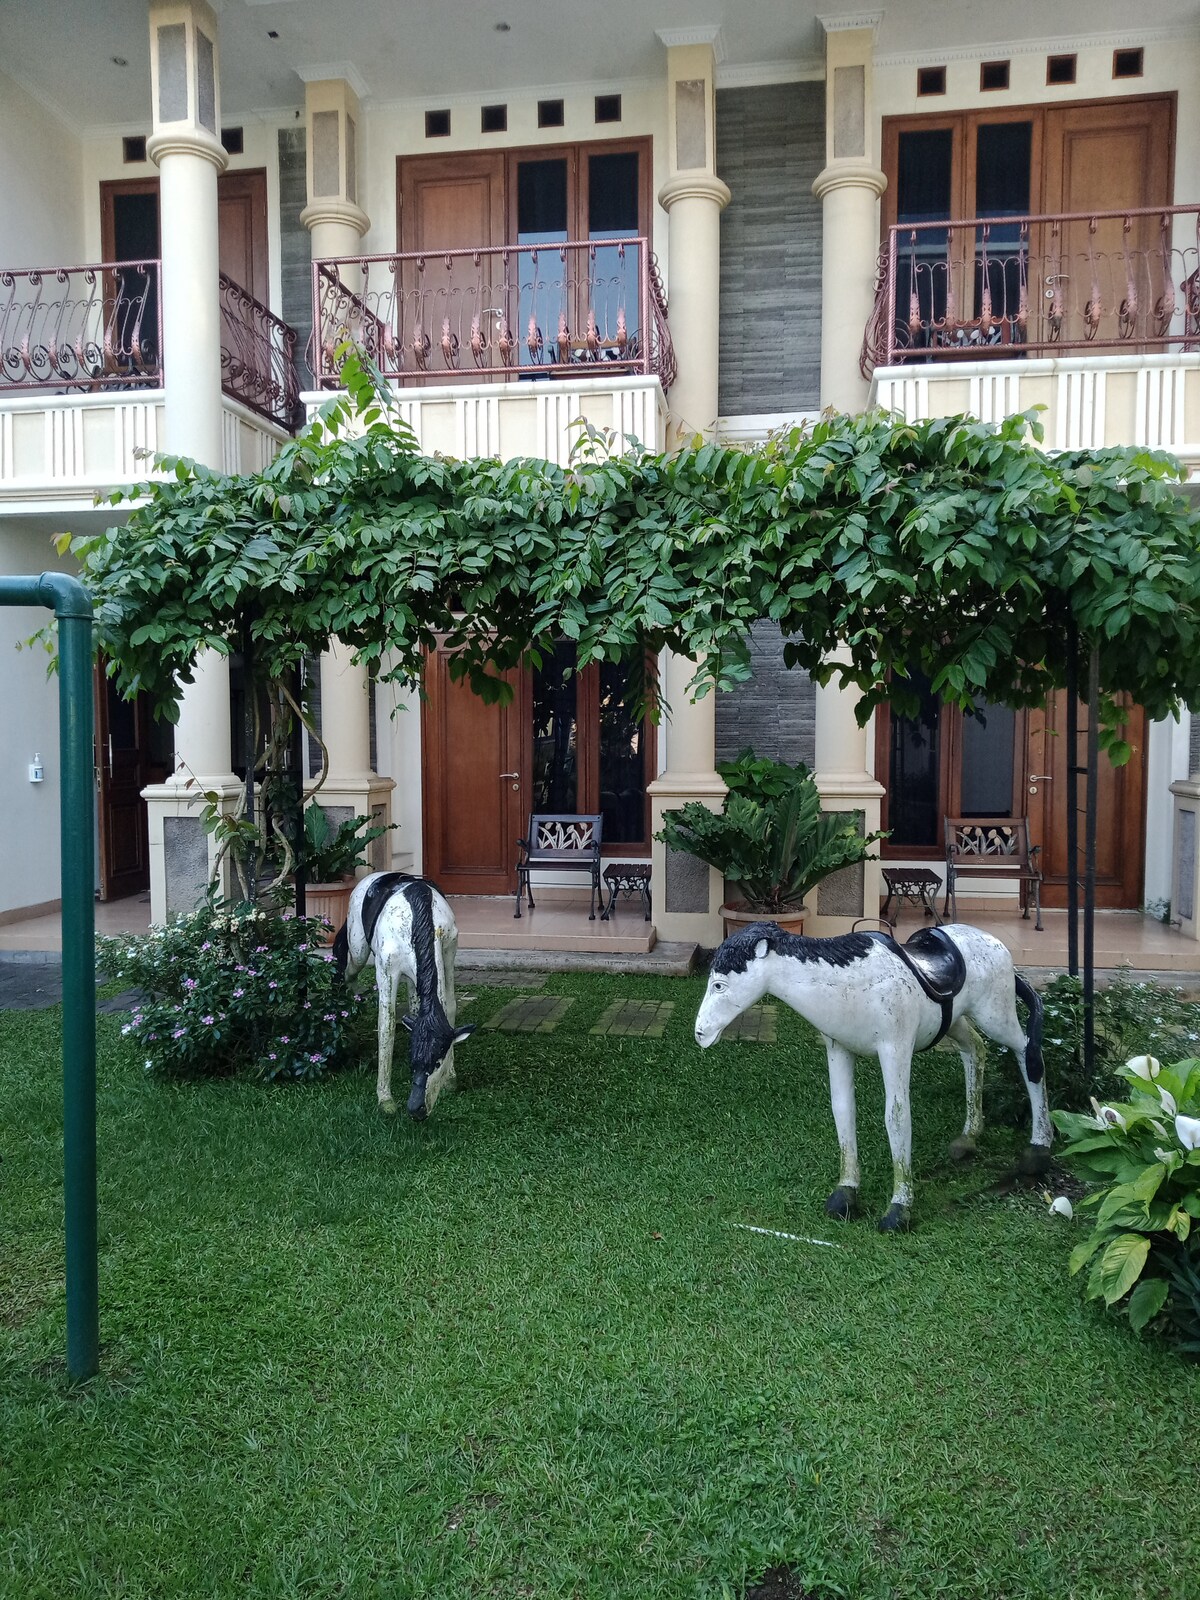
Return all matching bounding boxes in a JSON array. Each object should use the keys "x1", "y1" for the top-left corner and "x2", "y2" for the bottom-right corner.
[
  {"x1": 719, "y1": 902, "x2": 808, "y2": 938},
  {"x1": 303, "y1": 878, "x2": 356, "y2": 941}
]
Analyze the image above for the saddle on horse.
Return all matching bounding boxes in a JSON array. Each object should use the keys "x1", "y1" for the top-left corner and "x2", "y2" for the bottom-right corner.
[{"x1": 865, "y1": 926, "x2": 967, "y2": 1045}]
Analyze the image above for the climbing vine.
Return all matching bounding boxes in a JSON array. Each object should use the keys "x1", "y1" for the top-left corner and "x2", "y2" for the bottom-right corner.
[{"x1": 63, "y1": 347, "x2": 1200, "y2": 752}]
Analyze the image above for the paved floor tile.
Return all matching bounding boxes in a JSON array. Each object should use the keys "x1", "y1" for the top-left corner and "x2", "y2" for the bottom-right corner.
[
  {"x1": 590, "y1": 999, "x2": 675, "y2": 1037},
  {"x1": 482, "y1": 994, "x2": 575, "y2": 1033},
  {"x1": 723, "y1": 1003, "x2": 778, "y2": 1043}
]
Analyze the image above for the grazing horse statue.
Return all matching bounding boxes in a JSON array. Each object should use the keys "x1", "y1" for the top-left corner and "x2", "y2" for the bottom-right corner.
[
  {"x1": 333, "y1": 872, "x2": 476, "y2": 1121},
  {"x1": 694, "y1": 921, "x2": 1051, "y2": 1231}
]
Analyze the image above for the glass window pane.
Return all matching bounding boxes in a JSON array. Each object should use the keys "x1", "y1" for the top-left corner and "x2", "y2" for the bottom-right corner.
[
  {"x1": 598, "y1": 661, "x2": 645, "y2": 844},
  {"x1": 959, "y1": 700, "x2": 1016, "y2": 816},
  {"x1": 588, "y1": 151, "x2": 640, "y2": 358},
  {"x1": 888, "y1": 672, "x2": 941, "y2": 848},
  {"x1": 517, "y1": 159, "x2": 568, "y2": 244},
  {"x1": 895, "y1": 128, "x2": 953, "y2": 352},
  {"x1": 975, "y1": 122, "x2": 1032, "y2": 217},
  {"x1": 532, "y1": 641, "x2": 578, "y2": 814}
]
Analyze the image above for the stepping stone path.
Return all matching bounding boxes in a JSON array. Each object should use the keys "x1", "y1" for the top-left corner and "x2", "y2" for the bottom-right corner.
[
  {"x1": 590, "y1": 999, "x2": 675, "y2": 1037},
  {"x1": 721, "y1": 1002, "x2": 778, "y2": 1043},
  {"x1": 483, "y1": 994, "x2": 575, "y2": 1033}
]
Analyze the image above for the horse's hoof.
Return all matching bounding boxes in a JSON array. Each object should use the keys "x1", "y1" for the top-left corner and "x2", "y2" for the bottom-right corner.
[
  {"x1": 824, "y1": 1185, "x2": 860, "y2": 1221},
  {"x1": 1018, "y1": 1143, "x2": 1052, "y2": 1178},
  {"x1": 948, "y1": 1135, "x2": 978, "y2": 1163},
  {"x1": 378, "y1": 1097, "x2": 397, "y2": 1116},
  {"x1": 878, "y1": 1204, "x2": 913, "y2": 1234}
]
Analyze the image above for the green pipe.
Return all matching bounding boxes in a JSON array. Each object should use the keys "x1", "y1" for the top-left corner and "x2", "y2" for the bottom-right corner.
[{"x1": 0, "y1": 573, "x2": 97, "y2": 1380}]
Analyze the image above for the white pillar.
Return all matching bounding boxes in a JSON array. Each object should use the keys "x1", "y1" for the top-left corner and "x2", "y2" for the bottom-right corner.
[
  {"x1": 812, "y1": 15, "x2": 887, "y2": 414},
  {"x1": 648, "y1": 31, "x2": 730, "y2": 945},
  {"x1": 298, "y1": 76, "x2": 371, "y2": 268},
  {"x1": 809, "y1": 651, "x2": 884, "y2": 934},
  {"x1": 805, "y1": 18, "x2": 887, "y2": 931},
  {"x1": 314, "y1": 641, "x2": 395, "y2": 878},
  {"x1": 142, "y1": 0, "x2": 240, "y2": 920}
]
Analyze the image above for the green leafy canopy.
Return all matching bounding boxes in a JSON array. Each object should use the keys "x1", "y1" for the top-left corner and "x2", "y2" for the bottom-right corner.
[{"x1": 61, "y1": 347, "x2": 1200, "y2": 738}]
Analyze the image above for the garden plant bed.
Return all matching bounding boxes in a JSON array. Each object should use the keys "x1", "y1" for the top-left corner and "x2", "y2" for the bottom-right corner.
[{"x1": 2, "y1": 971, "x2": 1199, "y2": 1599}]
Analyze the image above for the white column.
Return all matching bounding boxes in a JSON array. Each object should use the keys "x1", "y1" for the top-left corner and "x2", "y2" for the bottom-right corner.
[
  {"x1": 143, "y1": 0, "x2": 240, "y2": 920},
  {"x1": 314, "y1": 641, "x2": 395, "y2": 878},
  {"x1": 298, "y1": 76, "x2": 371, "y2": 269},
  {"x1": 648, "y1": 31, "x2": 730, "y2": 945},
  {"x1": 812, "y1": 14, "x2": 887, "y2": 414},
  {"x1": 808, "y1": 651, "x2": 884, "y2": 934},
  {"x1": 805, "y1": 17, "x2": 887, "y2": 930}
]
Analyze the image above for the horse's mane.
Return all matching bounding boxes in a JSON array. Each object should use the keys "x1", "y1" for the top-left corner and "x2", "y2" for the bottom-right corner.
[{"x1": 711, "y1": 923, "x2": 876, "y2": 976}]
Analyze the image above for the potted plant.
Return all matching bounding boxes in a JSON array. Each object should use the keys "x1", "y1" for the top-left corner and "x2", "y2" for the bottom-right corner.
[
  {"x1": 656, "y1": 750, "x2": 885, "y2": 936},
  {"x1": 294, "y1": 804, "x2": 393, "y2": 935}
]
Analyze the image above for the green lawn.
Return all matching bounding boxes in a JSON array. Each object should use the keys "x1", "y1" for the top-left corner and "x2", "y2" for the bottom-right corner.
[{"x1": 3, "y1": 972, "x2": 1198, "y2": 1600}]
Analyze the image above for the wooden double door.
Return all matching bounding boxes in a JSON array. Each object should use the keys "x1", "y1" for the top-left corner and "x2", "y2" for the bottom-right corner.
[
  {"x1": 879, "y1": 686, "x2": 1146, "y2": 909},
  {"x1": 101, "y1": 169, "x2": 270, "y2": 302},
  {"x1": 94, "y1": 668, "x2": 172, "y2": 901},
  {"x1": 420, "y1": 645, "x2": 654, "y2": 895}
]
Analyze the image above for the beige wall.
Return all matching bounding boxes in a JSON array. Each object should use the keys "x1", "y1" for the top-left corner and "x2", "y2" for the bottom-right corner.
[
  {"x1": 0, "y1": 524, "x2": 78, "y2": 916},
  {"x1": 0, "y1": 70, "x2": 84, "y2": 267}
]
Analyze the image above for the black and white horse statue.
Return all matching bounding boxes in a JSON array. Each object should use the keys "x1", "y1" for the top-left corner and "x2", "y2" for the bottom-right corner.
[
  {"x1": 694, "y1": 921, "x2": 1051, "y2": 1231},
  {"x1": 333, "y1": 872, "x2": 476, "y2": 1121}
]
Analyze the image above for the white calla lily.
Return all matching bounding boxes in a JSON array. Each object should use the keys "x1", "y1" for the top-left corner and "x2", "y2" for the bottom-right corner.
[
  {"x1": 1175, "y1": 1114, "x2": 1200, "y2": 1151},
  {"x1": 1125, "y1": 1054, "x2": 1162, "y2": 1080},
  {"x1": 1157, "y1": 1087, "x2": 1178, "y2": 1117},
  {"x1": 1049, "y1": 1196, "x2": 1074, "y2": 1219},
  {"x1": 1100, "y1": 1105, "x2": 1128, "y2": 1131}
]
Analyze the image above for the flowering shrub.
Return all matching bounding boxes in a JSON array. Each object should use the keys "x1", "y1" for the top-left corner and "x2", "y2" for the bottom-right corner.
[
  {"x1": 98, "y1": 902, "x2": 372, "y2": 1082},
  {"x1": 987, "y1": 971, "x2": 1200, "y2": 1124},
  {"x1": 1054, "y1": 1053, "x2": 1200, "y2": 1354}
]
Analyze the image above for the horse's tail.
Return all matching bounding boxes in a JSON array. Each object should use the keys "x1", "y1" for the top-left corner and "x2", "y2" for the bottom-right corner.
[
  {"x1": 1014, "y1": 973, "x2": 1044, "y2": 1084},
  {"x1": 332, "y1": 922, "x2": 350, "y2": 983}
]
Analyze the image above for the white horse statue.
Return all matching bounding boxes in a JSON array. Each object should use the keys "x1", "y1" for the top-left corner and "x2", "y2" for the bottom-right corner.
[
  {"x1": 333, "y1": 872, "x2": 476, "y2": 1121},
  {"x1": 694, "y1": 921, "x2": 1052, "y2": 1231}
]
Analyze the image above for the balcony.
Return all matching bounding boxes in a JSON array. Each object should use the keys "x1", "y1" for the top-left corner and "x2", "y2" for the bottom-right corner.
[
  {"x1": 307, "y1": 240, "x2": 673, "y2": 463},
  {"x1": 0, "y1": 261, "x2": 301, "y2": 512},
  {"x1": 863, "y1": 205, "x2": 1200, "y2": 469}
]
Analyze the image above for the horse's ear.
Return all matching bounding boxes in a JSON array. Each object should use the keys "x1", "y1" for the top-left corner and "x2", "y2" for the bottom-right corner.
[
  {"x1": 453, "y1": 1023, "x2": 477, "y2": 1044},
  {"x1": 399, "y1": 1013, "x2": 417, "y2": 1033},
  {"x1": 754, "y1": 937, "x2": 770, "y2": 961}
]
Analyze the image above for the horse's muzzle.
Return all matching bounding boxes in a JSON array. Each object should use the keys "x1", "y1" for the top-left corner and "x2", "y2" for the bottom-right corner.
[{"x1": 406, "y1": 1078, "x2": 428, "y2": 1120}]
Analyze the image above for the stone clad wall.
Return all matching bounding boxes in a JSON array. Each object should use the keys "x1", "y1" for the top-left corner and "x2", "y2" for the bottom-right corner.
[
  {"x1": 716, "y1": 82, "x2": 824, "y2": 417},
  {"x1": 715, "y1": 621, "x2": 816, "y2": 769}
]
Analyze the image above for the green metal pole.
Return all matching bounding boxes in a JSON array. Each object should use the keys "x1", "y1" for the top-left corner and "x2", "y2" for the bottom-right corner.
[{"x1": 0, "y1": 573, "x2": 97, "y2": 1380}]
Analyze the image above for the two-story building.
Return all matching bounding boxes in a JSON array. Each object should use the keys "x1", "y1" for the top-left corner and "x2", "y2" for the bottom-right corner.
[{"x1": 3, "y1": 0, "x2": 1199, "y2": 953}]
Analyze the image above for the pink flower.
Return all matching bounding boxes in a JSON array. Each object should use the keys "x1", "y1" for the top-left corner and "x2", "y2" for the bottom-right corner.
[
  {"x1": 280, "y1": 1035, "x2": 290, "y2": 1043},
  {"x1": 268, "y1": 1052, "x2": 277, "y2": 1061},
  {"x1": 308, "y1": 1053, "x2": 321, "y2": 1064},
  {"x1": 184, "y1": 978, "x2": 197, "y2": 990},
  {"x1": 268, "y1": 981, "x2": 278, "y2": 989},
  {"x1": 172, "y1": 1028, "x2": 185, "y2": 1038}
]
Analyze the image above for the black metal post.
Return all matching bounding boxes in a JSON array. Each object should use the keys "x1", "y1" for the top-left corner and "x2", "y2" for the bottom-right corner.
[
  {"x1": 291, "y1": 670, "x2": 306, "y2": 920},
  {"x1": 242, "y1": 627, "x2": 257, "y2": 906},
  {"x1": 1065, "y1": 622, "x2": 1079, "y2": 979},
  {"x1": 1083, "y1": 647, "x2": 1100, "y2": 1076}
]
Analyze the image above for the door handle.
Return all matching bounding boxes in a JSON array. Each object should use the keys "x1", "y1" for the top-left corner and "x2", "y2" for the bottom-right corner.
[
  {"x1": 500, "y1": 771, "x2": 520, "y2": 791},
  {"x1": 1028, "y1": 772, "x2": 1053, "y2": 794}
]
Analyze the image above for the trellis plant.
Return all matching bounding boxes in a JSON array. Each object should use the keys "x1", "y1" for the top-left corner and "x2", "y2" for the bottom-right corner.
[{"x1": 56, "y1": 345, "x2": 1200, "y2": 759}]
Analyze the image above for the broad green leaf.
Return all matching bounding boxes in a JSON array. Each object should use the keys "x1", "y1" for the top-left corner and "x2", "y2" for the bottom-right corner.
[
  {"x1": 1126, "y1": 1276, "x2": 1169, "y2": 1332},
  {"x1": 1099, "y1": 1233, "x2": 1151, "y2": 1306}
]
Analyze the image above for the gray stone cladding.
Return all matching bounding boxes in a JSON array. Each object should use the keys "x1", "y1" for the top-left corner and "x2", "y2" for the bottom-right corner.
[
  {"x1": 278, "y1": 126, "x2": 313, "y2": 391},
  {"x1": 715, "y1": 621, "x2": 816, "y2": 769},
  {"x1": 716, "y1": 81, "x2": 824, "y2": 418}
]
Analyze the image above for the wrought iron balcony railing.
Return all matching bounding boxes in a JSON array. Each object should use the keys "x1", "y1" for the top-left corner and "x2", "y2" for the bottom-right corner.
[
  {"x1": 218, "y1": 272, "x2": 302, "y2": 431},
  {"x1": 862, "y1": 205, "x2": 1200, "y2": 376},
  {"x1": 1, "y1": 260, "x2": 302, "y2": 434},
  {"x1": 1, "y1": 261, "x2": 162, "y2": 392},
  {"x1": 311, "y1": 237, "x2": 676, "y2": 391}
]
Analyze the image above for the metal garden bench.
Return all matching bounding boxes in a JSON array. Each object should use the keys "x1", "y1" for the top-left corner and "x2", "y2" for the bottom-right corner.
[
  {"x1": 943, "y1": 815, "x2": 1043, "y2": 931},
  {"x1": 514, "y1": 813, "x2": 604, "y2": 920}
]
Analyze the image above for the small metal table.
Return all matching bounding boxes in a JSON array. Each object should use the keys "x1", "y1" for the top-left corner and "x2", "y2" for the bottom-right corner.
[
  {"x1": 881, "y1": 867, "x2": 942, "y2": 927},
  {"x1": 601, "y1": 862, "x2": 652, "y2": 922}
]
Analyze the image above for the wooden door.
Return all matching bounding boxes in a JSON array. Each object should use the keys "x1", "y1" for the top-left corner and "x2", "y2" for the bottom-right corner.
[
  {"x1": 101, "y1": 170, "x2": 270, "y2": 299},
  {"x1": 1025, "y1": 694, "x2": 1146, "y2": 909},
  {"x1": 420, "y1": 646, "x2": 528, "y2": 894},
  {"x1": 94, "y1": 670, "x2": 158, "y2": 900},
  {"x1": 216, "y1": 169, "x2": 269, "y2": 302},
  {"x1": 398, "y1": 154, "x2": 505, "y2": 369},
  {"x1": 1041, "y1": 97, "x2": 1174, "y2": 346}
]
